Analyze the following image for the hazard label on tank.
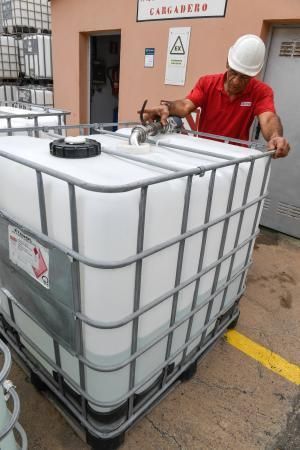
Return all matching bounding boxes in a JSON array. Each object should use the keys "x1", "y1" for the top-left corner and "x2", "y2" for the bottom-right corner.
[{"x1": 8, "y1": 225, "x2": 49, "y2": 289}]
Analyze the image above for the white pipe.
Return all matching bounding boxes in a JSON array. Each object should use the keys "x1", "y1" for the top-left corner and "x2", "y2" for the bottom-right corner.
[{"x1": 0, "y1": 382, "x2": 19, "y2": 450}]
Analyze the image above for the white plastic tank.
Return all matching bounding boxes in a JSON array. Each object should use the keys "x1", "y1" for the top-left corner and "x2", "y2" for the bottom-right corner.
[
  {"x1": 0, "y1": 35, "x2": 19, "y2": 79},
  {"x1": 0, "y1": 0, "x2": 51, "y2": 32},
  {"x1": 23, "y1": 34, "x2": 52, "y2": 79},
  {"x1": 0, "y1": 85, "x2": 18, "y2": 103},
  {"x1": 0, "y1": 106, "x2": 64, "y2": 136},
  {"x1": 0, "y1": 132, "x2": 269, "y2": 413},
  {"x1": 18, "y1": 85, "x2": 53, "y2": 107}
]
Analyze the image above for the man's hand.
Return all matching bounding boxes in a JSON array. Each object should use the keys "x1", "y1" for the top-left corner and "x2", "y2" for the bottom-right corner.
[
  {"x1": 268, "y1": 136, "x2": 290, "y2": 159},
  {"x1": 259, "y1": 112, "x2": 290, "y2": 159},
  {"x1": 137, "y1": 104, "x2": 170, "y2": 125},
  {"x1": 138, "y1": 99, "x2": 196, "y2": 125}
]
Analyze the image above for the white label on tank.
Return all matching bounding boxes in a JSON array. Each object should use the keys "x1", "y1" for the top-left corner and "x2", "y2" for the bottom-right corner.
[{"x1": 8, "y1": 225, "x2": 49, "y2": 289}]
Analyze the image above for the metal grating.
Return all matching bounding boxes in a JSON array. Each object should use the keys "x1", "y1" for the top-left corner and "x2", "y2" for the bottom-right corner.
[
  {"x1": 294, "y1": 41, "x2": 300, "y2": 57},
  {"x1": 279, "y1": 41, "x2": 300, "y2": 57},
  {"x1": 277, "y1": 201, "x2": 300, "y2": 219},
  {"x1": 263, "y1": 197, "x2": 271, "y2": 210}
]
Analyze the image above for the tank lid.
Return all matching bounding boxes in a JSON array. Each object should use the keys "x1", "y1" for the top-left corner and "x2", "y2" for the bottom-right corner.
[{"x1": 50, "y1": 137, "x2": 101, "y2": 158}]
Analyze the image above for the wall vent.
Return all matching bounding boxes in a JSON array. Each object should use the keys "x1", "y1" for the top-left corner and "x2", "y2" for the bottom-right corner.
[
  {"x1": 277, "y1": 201, "x2": 300, "y2": 219},
  {"x1": 294, "y1": 41, "x2": 300, "y2": 57},
  {"x1": 263, "y1": 197, "x2": 271, "y2": 210},
  {"x1": 279, "y1": 41, "x2": 300, "y2": 57}
]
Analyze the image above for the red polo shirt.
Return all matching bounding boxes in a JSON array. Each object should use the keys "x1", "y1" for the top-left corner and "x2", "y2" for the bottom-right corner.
[{"x1": 186, "y1": 73, "x2": 275, "y2": 141}]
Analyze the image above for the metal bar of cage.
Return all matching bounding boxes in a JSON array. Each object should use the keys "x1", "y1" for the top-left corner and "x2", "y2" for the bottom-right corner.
[
  {"x1": 182, "y1": 168, "x2": 216, "y2": 362},
  {"x1": 162, "y1": 174, "x2": 193, "y2": 386},
  {"x1": 128, "y1": 186, "x2": 148, "y2": 418},
  {"x1": 0, "y1": 120, "x2": 268, "y2": 147},
  {"x1": 0, "y1": 100, "x2": 62, "y2": 112},
  {"x1": 68, "y1": 182, "x2": 88, "y2": 419},
  {"x1": 36, "y1": 167, "x2": 66, "y2": 398},
  {"x1": 0, "y1": 99, "x2": 69, "y2": 117}
]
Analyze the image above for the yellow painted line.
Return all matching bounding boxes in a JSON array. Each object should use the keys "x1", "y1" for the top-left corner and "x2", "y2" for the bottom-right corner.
[{"x1": 224, "y1": 329, "x2": 300, "y2": 385}]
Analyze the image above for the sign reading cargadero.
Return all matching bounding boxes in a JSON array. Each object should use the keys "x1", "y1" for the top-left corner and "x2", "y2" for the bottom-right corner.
[{"x1": 137, "y1": 0, "x2": 227, "y2": 21}]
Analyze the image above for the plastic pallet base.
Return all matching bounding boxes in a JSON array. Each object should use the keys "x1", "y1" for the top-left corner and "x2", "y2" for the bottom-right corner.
[
  {"x1": 86, "y1": 430, "x2": 125, "y2": 450},
  {"x1": 227, "y1": 311, "x2": 240, "y2": 329},
  {"x1": 51, "y1": 366, "x2": 169, "y2": 427},
  {"x1": 30, "y1": 370, "x2": 48, "y2": 392},
  {"x1": 179, "y1": 361, "x2": 198, "y2": 382}
]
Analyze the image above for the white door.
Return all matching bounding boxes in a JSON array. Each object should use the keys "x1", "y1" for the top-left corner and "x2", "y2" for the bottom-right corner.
[{"x1": 259, "y1": 27, "x2": 300, "y2": 238}]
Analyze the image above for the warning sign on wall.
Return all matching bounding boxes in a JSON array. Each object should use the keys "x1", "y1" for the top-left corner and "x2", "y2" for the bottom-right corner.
[
  {"x1": 8, "y1": 225, "x2": 50, "y2": 289},
  {"x1": 170, "y1": 36, "x2": 185, "y2": 55},
  {"x1": 165, "y1": 27, "x2": 191, "y2": 86}
]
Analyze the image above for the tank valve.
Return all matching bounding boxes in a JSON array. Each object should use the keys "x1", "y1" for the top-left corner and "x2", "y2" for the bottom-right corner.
[{"x1": 129, "y1": 100, "x2": 183, "y2": 145}]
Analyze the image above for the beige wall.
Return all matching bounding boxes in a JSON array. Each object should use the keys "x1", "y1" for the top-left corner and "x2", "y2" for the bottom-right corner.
[{"x1": 51, "y1": 0, "x2": 300, "y2": 124}]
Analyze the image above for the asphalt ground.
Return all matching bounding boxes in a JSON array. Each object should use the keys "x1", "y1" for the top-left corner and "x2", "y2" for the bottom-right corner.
[{"x1": 1, "y1": 227, "x2": 300, "y2": 450}]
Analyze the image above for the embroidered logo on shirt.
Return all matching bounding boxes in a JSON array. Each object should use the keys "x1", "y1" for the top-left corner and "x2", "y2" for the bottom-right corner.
[{"x1": 240, "y1": 101, "x2": 252, "y2": 107}]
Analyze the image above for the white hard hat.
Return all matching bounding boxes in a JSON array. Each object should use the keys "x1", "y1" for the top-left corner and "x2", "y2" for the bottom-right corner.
[{"x1": 228, "y1": 34, "x2": 266, "y2": 77}]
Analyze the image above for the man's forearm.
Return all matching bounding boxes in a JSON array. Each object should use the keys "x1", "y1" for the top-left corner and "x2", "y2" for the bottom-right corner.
[
  {"x1": 260, "y1": 112, "x2": 283, "y2": 141},
  {"x1": 259, "y1": 111, "x2": 290, "y2": 158},
  {"x1": 163, "y1": 99, "x2": 195, "y2": 117}
]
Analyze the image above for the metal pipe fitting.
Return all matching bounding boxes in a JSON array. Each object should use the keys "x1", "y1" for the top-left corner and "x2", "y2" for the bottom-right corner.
[{"x1": 129, "y1": 116, "x2": 183, "y2": 145}]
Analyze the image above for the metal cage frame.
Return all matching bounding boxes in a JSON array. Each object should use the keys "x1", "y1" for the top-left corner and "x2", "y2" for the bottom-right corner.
[
  {"x1": 0, "y1": 100, "x2": 69, "y2": 135},
  {"x1": 0, "y1": 122, "x2": 273, "y2": 448}
]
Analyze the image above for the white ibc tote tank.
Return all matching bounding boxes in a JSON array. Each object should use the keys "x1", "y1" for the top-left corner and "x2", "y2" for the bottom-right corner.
[
  {"x1": 0, "y1": 106, "x2": 65, "y2": 136},
  {"x1": 18, "y1": 85, "x2": 53, "y2": 106},
  {"x1": 0, "y1": 131, "x2": 270, "y2": 414},
  {"x1": 23, "y1": 34, "x2": 52, "y2": 79},
  {"x1": 0, "y1": 35, "x2": 19, "y2": 79},
  {"x1": 0, "y1": 0, "x2": 51, "y2": 32},
  {"x1": 0, "y1": 85, "x2": 18, "y2": 102}
]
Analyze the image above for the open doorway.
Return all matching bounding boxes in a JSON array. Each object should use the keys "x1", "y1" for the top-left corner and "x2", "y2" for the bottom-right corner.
[{"x1": 90, "y1": 33, "x2": 121, "y2": 128}]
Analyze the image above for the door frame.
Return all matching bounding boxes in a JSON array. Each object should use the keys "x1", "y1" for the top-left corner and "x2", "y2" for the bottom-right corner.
[{"x1": 88, "y1": 30, "x2": 121, "y2": 124}]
